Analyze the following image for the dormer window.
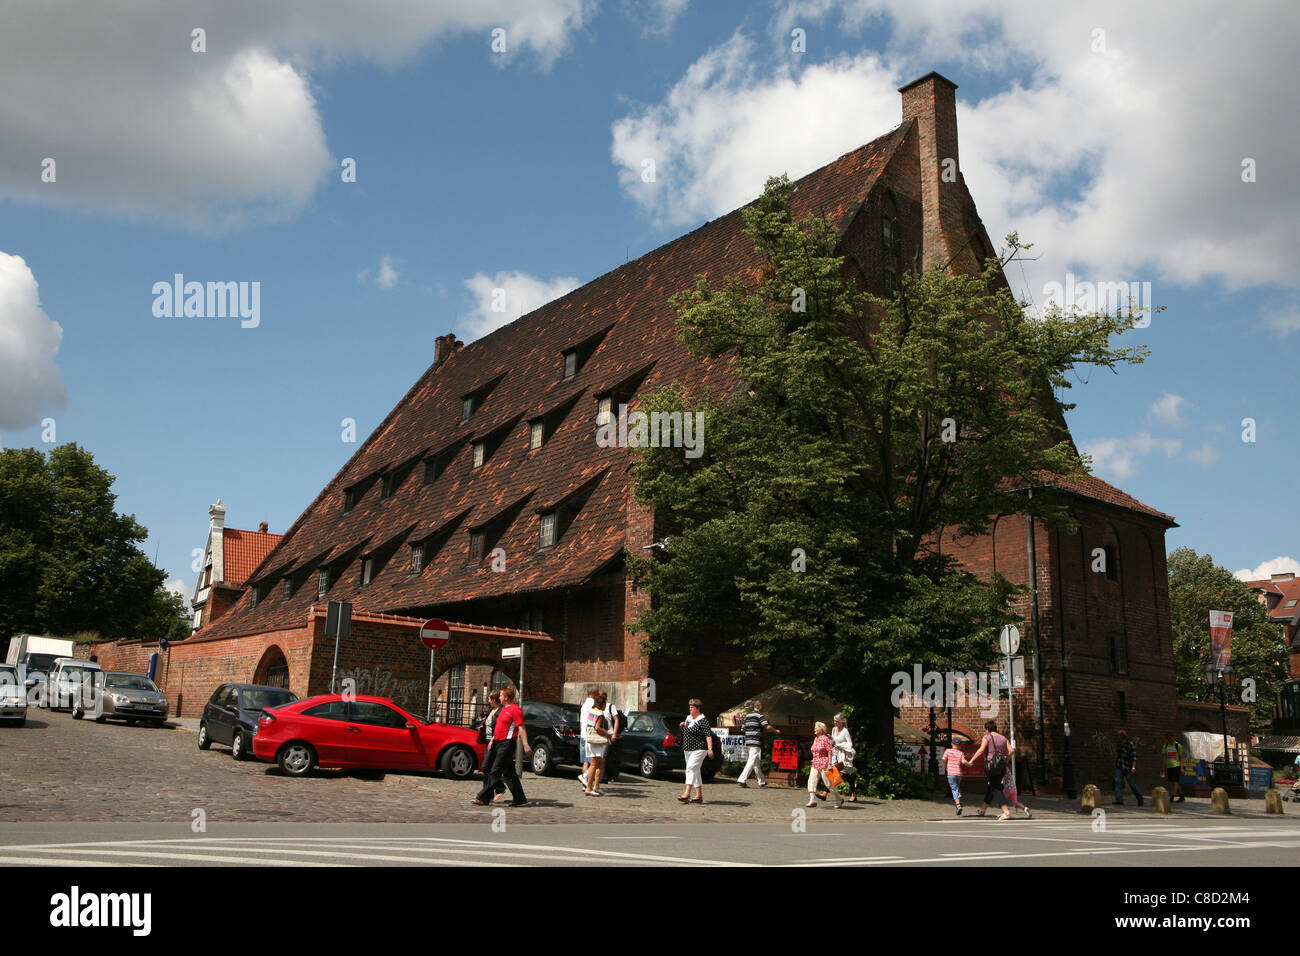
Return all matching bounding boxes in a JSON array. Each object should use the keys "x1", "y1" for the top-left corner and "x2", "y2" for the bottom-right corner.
[
  {"x1": 462, "y1": 396, "x2": 477, "y2": 422},
  {"x1": 282, "y1": 578, "x2": 293, "y2": 602},
  {"x1": 530, "y1": 420, "x2": 545, "y2": 449},
  {"x1": 317, "y1": 568, "x2": 330, "y2": 599},
  {"x1": 410, "y1": 544, "x2": 423, "y2": 574},
  {"x1": 362, "y1": 556, "x2": 374, "y2": 586},
  {"x1": 539, "y1": 512, "x2": 557, "y2": 549},
  {"x1": 249, "y1": 583, "x2": 262, "y2": 609},
  {"x1": 596, "y1": 395, "x2": 613, "y2": 427},
  {"x1": 381, "y1": 474, "x2": 396, "y2": 500},
  {"x1": 469, "y1": 532, "x2": 484, "y2": 563},
  {"x1": 563, "y1": 350, "x2": 578, "y2": 379},
  {"x1": 472, "y1": 441, "x2": 486, "y2": 468},
  {"x1": 344, "y1": 488, "x2": 359, "y2": 513}
]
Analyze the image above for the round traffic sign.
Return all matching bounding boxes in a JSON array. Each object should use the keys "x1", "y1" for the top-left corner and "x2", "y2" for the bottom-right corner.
[
  {"x1": 999, "y1": 625, "x2": 1021, "y2": 656},
  {"x1": 420, "y1": 618, "x2": 450, "y2": 650}
]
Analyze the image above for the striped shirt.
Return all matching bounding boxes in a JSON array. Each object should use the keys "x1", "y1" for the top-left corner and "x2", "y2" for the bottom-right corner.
[{"x1": 943, "y1": 747, "x2": 965, "y2": 775}]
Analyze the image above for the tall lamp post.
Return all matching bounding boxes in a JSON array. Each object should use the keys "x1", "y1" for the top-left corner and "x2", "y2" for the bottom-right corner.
[{"x1": 1205, "y1": 664, "x2": 1238, "y2": 786}]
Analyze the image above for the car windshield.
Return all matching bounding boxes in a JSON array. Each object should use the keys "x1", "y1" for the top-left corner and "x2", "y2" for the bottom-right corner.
[
  {"x1": 106, "y1": 675, "x2": 157, "y2": 692},
  {"x1": 26, "y1": 653, "x2": 57, "y2": 672},
  {"x1": 61, "y1": 667, "x2": 98, "y2": 682},
  {"x1": 0, "y1": 665, "x2": 18, "y2": 688},
  {"x1": 556, "y1": 704, "x2": 579, "y2": 723},
  {"x1": 241, "y1": 688, "x2": 297, "y2": 711}
]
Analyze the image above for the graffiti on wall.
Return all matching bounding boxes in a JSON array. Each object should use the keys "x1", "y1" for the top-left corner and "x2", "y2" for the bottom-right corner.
[{"x1": 336, "y1": 666, "x2": 425, "y2": 710}]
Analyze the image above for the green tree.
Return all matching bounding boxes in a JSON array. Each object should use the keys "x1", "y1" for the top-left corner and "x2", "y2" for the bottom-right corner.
[
  {"x1": 0, "y1": 443, "x2": 179, "y2": 641},
  {"x1": 1167, "y1": 547, "x2": 1286, "y2": 731},
  {"x1": 629, "y1": 176, "x2": 1152, "y2": 748}
]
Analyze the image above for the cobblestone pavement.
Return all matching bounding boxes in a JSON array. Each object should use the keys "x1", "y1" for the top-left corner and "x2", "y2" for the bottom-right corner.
[{"x1": 0, "y1": 710, "x2": 1281, "y2": 826}]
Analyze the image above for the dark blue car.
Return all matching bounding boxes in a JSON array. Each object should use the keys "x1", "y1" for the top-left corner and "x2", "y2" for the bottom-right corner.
[
  {"x1": 198, "y1": 683, "x2": 298, "y2": 760},
  {"x1": 616, "y1": 711, "x2": 723, "y2": 780}
]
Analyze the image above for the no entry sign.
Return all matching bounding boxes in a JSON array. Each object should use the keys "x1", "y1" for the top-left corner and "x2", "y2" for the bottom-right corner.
[{"x1": 420, "y1": 618, "x2": 450, "y2": 650}]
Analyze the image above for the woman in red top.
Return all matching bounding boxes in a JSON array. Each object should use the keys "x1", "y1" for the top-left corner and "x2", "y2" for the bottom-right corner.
[
  {"x1": 473, "y1": 686, "x2": 532, "y2": 807},
  {"x1": 806, "y1": 722, "x2": 842, "y2": 808}
]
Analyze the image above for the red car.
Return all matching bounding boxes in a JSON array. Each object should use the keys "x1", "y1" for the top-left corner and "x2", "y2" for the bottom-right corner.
[{"x1": 251, "y1": 694, "x2": 484, "y2": 779}]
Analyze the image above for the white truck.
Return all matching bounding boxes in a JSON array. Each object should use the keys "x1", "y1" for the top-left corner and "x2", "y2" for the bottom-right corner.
[{"x1": 5, "y1": 635, "x2": 76, "y2": 692}]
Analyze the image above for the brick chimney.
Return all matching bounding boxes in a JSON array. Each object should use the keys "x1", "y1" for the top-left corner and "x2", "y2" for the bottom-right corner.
[
  {"x1": 434, "y1": 332, "x2": 464, "y2": 367},
  {"x1": 899, "y1": 72, "x2": 973, "y2": 273},
  {"x1": 1272, "y1": 572, "x2": 1296, "y2": 582}
]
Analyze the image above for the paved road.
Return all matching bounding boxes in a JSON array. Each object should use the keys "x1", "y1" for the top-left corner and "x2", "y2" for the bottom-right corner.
[{"x1": 3, "y1": 818, "x2": 1299, "y2": 866}]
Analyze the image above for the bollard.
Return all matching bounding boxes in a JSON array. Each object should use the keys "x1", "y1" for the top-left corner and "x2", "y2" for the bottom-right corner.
[
  {"x1": 1151, "y1": 786, "x2": 1171, "y2": 813},
  {"x1": 1210, "y1": 787, "x2": 1231, "y2": 814},
  {"x1": 1266, "y1": 788, "x2": 1284, "y2": 814},
  {"x1": 1080, "y1": 783, "x2": 1101, "y2": 813}
]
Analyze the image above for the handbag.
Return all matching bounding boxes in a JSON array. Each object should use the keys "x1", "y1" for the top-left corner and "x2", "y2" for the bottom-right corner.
[
  {"x1": 825, "y1": 765, "x2": 844, "y2": 789},
  {"x1": 984, "y1": 735, "x2": 1007, "y2": 780}
]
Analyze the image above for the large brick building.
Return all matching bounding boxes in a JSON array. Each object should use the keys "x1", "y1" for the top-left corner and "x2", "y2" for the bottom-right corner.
[{"x1": 180, "y1": 73, "x2": 1178, "y2": 791}]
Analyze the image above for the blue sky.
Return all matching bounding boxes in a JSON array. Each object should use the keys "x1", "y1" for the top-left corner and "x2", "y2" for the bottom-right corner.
[{"x1": 1, "y1": 0, "x2": 1296, "y2": 609}]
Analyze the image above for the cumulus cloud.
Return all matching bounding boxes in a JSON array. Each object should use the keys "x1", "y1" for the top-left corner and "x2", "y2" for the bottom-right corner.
[
  {"x1": 638, "y1": 0, "x2": 691, "y2": 36},
  {"x1": 1079, "y1": 432, "x2": 1180, "y2": 482},
  {"x1": 0, "y1": 1, "x2": 594, "y2": 228},
  {"x1": 612, "y1": 0, "x2": 1300, "y2": 296},
  {"x1": 1148, "y1": 393, "x2": 1185, "y2": 428},
  {"x1": 1263, "y1": 300, "x2": 1300, "y2": 338},
  {"x1": 1235, "y1": 557, "x2": 1300, "y2": 582},
  {"x1": 0, "y1": 253, "x2": 68, "y2": 432},
  {"x1": 358, "y1": 254, "x2": 400, "y2": 290},
  {"x1": 460, "y1": 270, "x2": 582, "y2": 341}
]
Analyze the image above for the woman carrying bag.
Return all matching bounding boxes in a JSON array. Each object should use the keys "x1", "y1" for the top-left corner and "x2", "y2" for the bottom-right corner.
[
  {"x1": 807, "y1": 722, "x2": 843, "y2": 808},
  {"x1": 584, "y1": 690, "x2": 613, "y2": 796},
  {"x1": 831, "y1": 713, "x2": 858, "y2": 804}
]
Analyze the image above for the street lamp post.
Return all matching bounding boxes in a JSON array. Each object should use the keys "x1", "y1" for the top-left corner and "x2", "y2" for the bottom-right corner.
[{"x1": 1206, "y1": 665, "x2": 1238, "y2": 787}]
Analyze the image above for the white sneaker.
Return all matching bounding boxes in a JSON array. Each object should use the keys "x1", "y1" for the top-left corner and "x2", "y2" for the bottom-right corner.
[
  {"x1": 1021, "y1": 806, "x2": 1032, "y2": 818},
  {"x1": 758, "y1": 781, "x2": 767, "y2": 787},
  {"x1": 578, "y1": 772, "x2": 588, "y2": 787}
]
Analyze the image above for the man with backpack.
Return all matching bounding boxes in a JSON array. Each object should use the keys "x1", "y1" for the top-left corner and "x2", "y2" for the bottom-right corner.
[{"x1": 965, "y1": 719, "x2": 1013, "y2": 820}]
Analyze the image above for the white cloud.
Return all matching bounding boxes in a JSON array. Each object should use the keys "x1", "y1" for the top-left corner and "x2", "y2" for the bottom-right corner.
[
  {"x1": 1235, "y1": 557, "x2": 1300, "y2": 583},
  {"x1": 0, "y1": 253, "x2": 68, "y2": 432},
  {"x1": 1186, "y1": 442, "x2": 1218, "y2": 466},
  {"x1": 1147, "y1": 393, "x2": 1185, "y2": 428},
  {"x1": 0, "y1": 1, "x2": 594, "y2": 228},
  {"x1": 359, "y1": 254, "x2": 400, "y2": 290},
  {"x1": 165, "y1": 578, "x2": 188, "y2": 599},
  {"x1": 460, "y1": 270, "x2": 582, "y2": 341},
  {"x1": 1263, "y1": 301, "x2": 1300, "y2": 338},
  {"x1": 1079, "y1": 432, "x2": 1180, "y2": 482},
  {"x1": 639, "y1": 0, "x2": 691, "y2": 36},
  {"x1": 612, "y1": 1, "x2": 1300, "y2": 295}
]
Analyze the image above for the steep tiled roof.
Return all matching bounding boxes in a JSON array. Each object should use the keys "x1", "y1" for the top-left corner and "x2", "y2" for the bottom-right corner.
[
  {"x1": 1246, "y1": 577, "x2": 1300, "y2": 622},
  {"x1": 1005, "y1": 471, "x2": 1176, "y2": 525},
  {"x1": 198, "y1": 125, "x2": 911, "y2": 641},
  {"x1": 222, "y1": 527, "x2": 283, "y2": 585}
]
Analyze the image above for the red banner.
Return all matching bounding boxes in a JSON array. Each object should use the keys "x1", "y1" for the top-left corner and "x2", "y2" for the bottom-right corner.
[{"x1": 1210, "y1": 610, "x2": 1233, "y2": 669}]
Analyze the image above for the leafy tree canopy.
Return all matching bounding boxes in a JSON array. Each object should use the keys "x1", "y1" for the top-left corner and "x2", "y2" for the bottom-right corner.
[
  {"x1": 629, "y1": 176, "x2": 1152, "y2": 746},
  {"x1": 0, "y1": 443, "x2": 184, "y2": 642}
]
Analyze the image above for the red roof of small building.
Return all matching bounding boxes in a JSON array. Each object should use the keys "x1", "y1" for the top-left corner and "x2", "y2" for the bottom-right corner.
[{"x1": 222, "y1": 527, "x2": 283, "y2": 586}]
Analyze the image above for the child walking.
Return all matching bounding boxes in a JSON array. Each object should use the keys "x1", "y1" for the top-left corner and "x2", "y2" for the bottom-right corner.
[
  {"x1": 943, "y1": 740, "x2": 966, "y2": 815},
  {"x1": 1003, "y1": 761, "x2": 1032, "y2": 818}
]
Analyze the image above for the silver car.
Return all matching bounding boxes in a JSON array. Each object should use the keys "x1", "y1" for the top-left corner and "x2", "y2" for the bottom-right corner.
[
  {"x1": 0, "y1": 664, "x2": 27, "y2": 726},
  {"x1": 73, "y1": 671, "x2": 169, "y2": 727}
]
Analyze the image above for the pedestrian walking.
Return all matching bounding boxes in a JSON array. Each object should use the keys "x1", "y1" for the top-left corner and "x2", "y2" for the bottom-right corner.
[
  {"x1": 943, "y1": 739, "x2": 966, "y2": 814},
  {"x1": 584, "y1": 690, "x2": 613, "y2": 796},
  {"x1": 473, "y1": 685, "x2": 531, "y2": 807},
  {"x1": 1003, "y1": 759, "x2": 1031, "y2": 818},
  {"x1": 806, "y1": 721, "x2": 843, "y2": 808},
  {"x1": 578, "y1": 685, "x2": 596, "y2": 789},
  {"x1": 1162, "y1": 731, "x2": 1186, "y2": 803},
  {"x1": 737, "y1": 700, "x2": 777, "y2": 788},
  {"x1": 1113, "y1": 729, "x2": 1143, "y2": 805},
  {"x1": 476, "y1": 690, "x2": 505, "y2": 800},
  {"x1": 678, "y1": 699, "x2": 714, "y2": 804},
  {"x1": 966, "y1": 719, "x2": 1012, "y2": 820},
  {"x1": 831, "y1": 713, "x2": 858, "y2": 803}
]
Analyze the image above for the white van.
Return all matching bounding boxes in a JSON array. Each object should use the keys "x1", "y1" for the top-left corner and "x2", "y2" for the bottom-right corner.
[{"x1": 46, "y1": 658, "x2": 102, "y2": 712}]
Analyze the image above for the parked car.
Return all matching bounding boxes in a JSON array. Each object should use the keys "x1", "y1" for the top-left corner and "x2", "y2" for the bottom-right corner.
[
  {"x1": 5, "y1": 635, "x2": 74, "y2": 698},
  {"x1": 198, "y1": 683, "x2": 298, "y2": 760},
  {"x1": 251, "y1": 694, "x2": 484, "y2": 779},
  {"x1": 0, "y1": 664, "x2": 27, "y2": 726},
  {"x1": 71, "y1": 671, "x2": 169, "y2": 726},
  {"x1": 615, "y1": 710, "x2": 723, "y2": 780},
  {"x1": 47, "y1": 658, "x2": 102, "y2": 712},
  {"x1": 522, "y1": 700, "x2": 620, "y2": 780}
]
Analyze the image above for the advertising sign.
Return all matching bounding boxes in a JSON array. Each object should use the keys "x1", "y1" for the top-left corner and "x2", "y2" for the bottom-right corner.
[
  {"x1": 1209, "y1": 610, "x2": 1233, "y2": 669},
  {"x1": 714, "y1": 732, "x2": 746, "y2": 763},
  {"x1": 772, "y1": 738, "x2": 800, "y2": 770}
]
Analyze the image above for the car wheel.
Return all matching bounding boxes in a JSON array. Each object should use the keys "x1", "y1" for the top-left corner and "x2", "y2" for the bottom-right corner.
[
  {"x1": 231, "y1": 731, "x2": 249, "y2": 761},
  {"x1": 529, "y1": 740, "x2": 553, "y2": 775},
  {"x1": 440, "y1": 745, "x2": 476, "y2": 780},
  {"x1": 640, "y1": 750, "x2": 660, "y2": 778},
  {"x1": 151, "y1": 719, "x2": 165, "y2": 728},
  {"x1": 71, "y1": 705, "x2": 84, "y2": 720},
  {"x1": 197, "y1": 722, "x2": 212, "y2": 749},
  {"x1": 277, "y1": 742, "x2": 316, "y2": 777},
  {"x1": 126, "y1": 718, "x2": 136, "y2": 726}
]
